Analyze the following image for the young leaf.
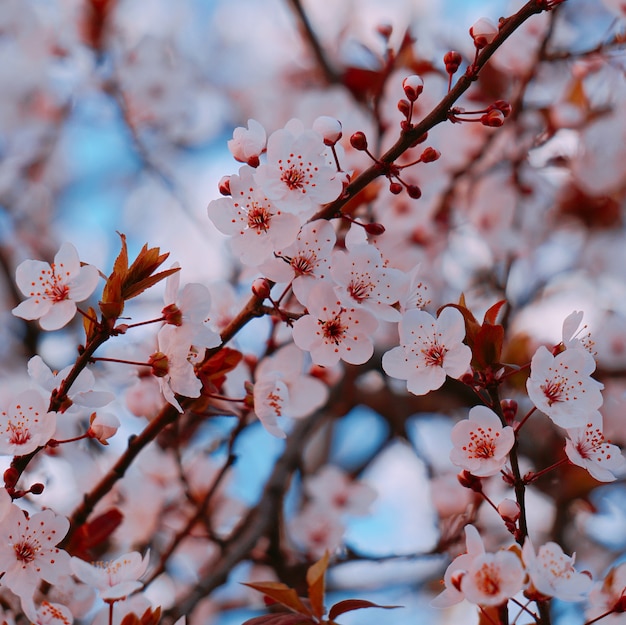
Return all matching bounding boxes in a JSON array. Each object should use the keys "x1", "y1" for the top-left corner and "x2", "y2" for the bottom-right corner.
[
  {"x1": 306, "y1": 551, "x2": 329, "y2": 619},
  {"x1": 242, "y1": 582, "x2": 312, "y2": 616},
  {"x1": 327, "y1": 599, "x2": 401, "y2": 621},
  {"x1": 241, "y1": 615, "x2": 316, "y2": 625}
]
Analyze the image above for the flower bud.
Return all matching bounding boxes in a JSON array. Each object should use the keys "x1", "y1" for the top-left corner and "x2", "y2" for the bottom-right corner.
[
  {"x1": 350, "y1": 131, "x2": 368, "y2": 151},
  {"x1": 481, "y1": 109, "x2": 505, "y2": 127},
  {"x1": 389, "y1": 182, "x2": 403, "y2": 195},
  {"x1": 470, "y1": 17, "x2": 499, "y2": 49},
  {"x1": 313, "y1": 116, "x2": 343, "y2": 145},
  {"x1": 88, "y1": 412, "x2": 121, "y2": 444},
  {"x1": 407, "y1": 184, "x2": 422, "y2": 199},
  {"x1": 444, "y1": 50, "x2": 462, "y2": 74},
  {"x1": 420, "y1": 147, "x2": 441, "y2": 163},
  {"x1": 458, "y1": 470, "x2": 483, "y2": 492},
  {"x1": 149, "y1": 351, "x2": 169, "y2": 378},
  {"x1": 501, "y1": 398, "x2": 518, "y2": 423},
  {"x1": 4, "y1": 467, "x2": 19, "y2": 489},
  {"x1": 498, "y1": 498, "x2": 521, "y2": 523},
  {"x1": 251, "y1": 278, "x2": 271, "y2": 300},
  {"x1": 162, "y1": 303, "x2": 183, "y2": 326},
  {"x1": 493, "y1": 99, "x2": 512, "y2": 117},
  {"x1": 397, "y1": 99, "x2": 411, "y2": 117},
  {"x1": 218, "y1": 175, "x2": 231, "y2": 196},
  {"x1": 364, "y1": 222, "x2": 386, "y2": 236},
  {"x1": 228, "y1": 119, "x2": 266, "y2": 166},
  {"x1": 30, "y1": 483, "x2": 45, "y2": 495},
  {"x1": 402, "y1": 75, "x2": 424, "y2": 101}
]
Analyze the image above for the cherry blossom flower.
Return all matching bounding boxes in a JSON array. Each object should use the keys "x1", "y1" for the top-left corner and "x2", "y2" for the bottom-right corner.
[
  {"x1": 0, "y1": 389, "x2": 57, "y2": 456},
  {"x1": 526, "y1": 345, "x2": 604, "y2": 428},
  {"x1": 289, "y1": 505, "x2": 345, "y2": 559},
  {"x1": 0, "y1": 505, "x2": 71, "y2": 600},
  {"x1": 470, "y1": 17, "x2": 499, "y2": 48},
  {"x1": 564, "y1": 411, "x2": 625, "y2": 482},
  {"x1": 151, "y1": 326, "x2": 202, "y2": 413},
  {"x1": 398, "y1": 264, "x2": 431, "y2": 312},
  {"x1": 21, "y1": 599, "x2": 73, "y2": 625},
  {"x1": 561, "y1": 310, "x2": 594, "y2": 353},
  {"x1": 292, "y1": 282, "x2": 378, "y2": 367},
  {"x1": 208, "y1": 166, "x2": 301, "y2": 265},
  {"x1": 449, "y1": 406, "x2": 515, "y2": 477},
  {"x1": 162, "y1": 267, "x2": 221, "y2": 351},
  {"x1": 252, "y1": 343, "x2": 328, "y2": 438},
  {"x1": 431, "y1": 524, "x2": 486, "y2": 608},
  {"x1": 254, "y1": 119, "x2": 343, "y2": 215},
  {"x1": 262, "y1": 219, "x2": 336, "y2": 306},
  {"x1": 586, "y1": 561, "x2": 626, "y2": 624},
  {"x1": 522, "y1": 539, "x2": 592, "y2": 602},
  {"x1": 70, "y1": 550, "x2": 150, "y2": 601},
  {"x1": 461, "y1": 550, "x2": 526, "y2": 606},
  {"x1": 331, "y1": 239, "x2": 407, "y2": 322},
  {"x1": 28, "y1": 356, "x2": 115, "y2": 411},
  {"x1": 228, "y1": 119, "x2": 266, "y2": 167},
  {"x1": 304, "y1": 465, "x2": 376, "y2": 516},
  {"x1": 12, "y1": 242, "x2": 100, "y2": 331},
  {"x1": 87, "y1": 412, "x2": 121, "y2": 445},
  {"x1": 382, "y1": 307, "x2": 471, "y2": 396}
]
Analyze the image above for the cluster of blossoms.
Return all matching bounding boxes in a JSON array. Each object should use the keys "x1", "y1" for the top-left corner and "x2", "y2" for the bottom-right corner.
[{"x1": 5, "y1": 2, "x2": 626, "y2": 625}]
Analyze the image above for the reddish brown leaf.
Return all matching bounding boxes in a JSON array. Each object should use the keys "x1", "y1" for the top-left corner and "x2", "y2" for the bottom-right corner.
[
  {"x1": 483, "y1": 300, "x2": 506, "y2": 326},
  {"x1": 241, "y1": 614, "x2": 316, "y2": 625},
  {"x1": 328, "y1": 599, "x2": 401, "y2": 621},
  {"x1": 306, "y1": 551, "x2": 329, "y2": 619},
  {"x1": 242, "y1": 582, "x2": 312, "y2": 616}
]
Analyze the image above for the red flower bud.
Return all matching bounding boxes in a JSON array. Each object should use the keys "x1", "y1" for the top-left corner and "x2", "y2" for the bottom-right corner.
[
  {"x1": 350, "y1": 131, "x2": 368, "y2": 151},
  {"x1": 218, "y1": 175, "x2": 231, "y2": 196},
  {"x1": 389, "y1": 182, "x2": 403, "y2": 195},
  {"x1": 149, "y1": 351, "x2": 170, "y2": 378},
  {"x1": 402, "y1": 75, "x2": 424, "y2": 101},
  {"x1": 444, "y1": 50, "x2": 463, "y2": 74},
  {"x1": 420, "y1": 147, "x2": 441, "y2": 163},
  {"x1": 397, "y1": 99, "x2": 411, "y2": 117},
  {"x1": 458, "y1": 470, "x2": 483, "y2": 492},
  {"x1": 407, "y1": 185, "x2": 422, "y2": 199},
  {"x1": 4, "y1": 467, "x2": 19, "y2": 489},
  {"x1": 364, "y1": 222, "x2": 386, "y2": 236},
  {"x1": 251, "y1": 278, "x2": 272, "y2": 300},
  {"x1": 30, "y1": 483, "x2": 45, "y2": 495},
  {"x1": 493, "y1": 99, "x2": 512, "y2": 117},
  {"x1": 481, "y1": 109, "x2": 505, "y2": 127}
]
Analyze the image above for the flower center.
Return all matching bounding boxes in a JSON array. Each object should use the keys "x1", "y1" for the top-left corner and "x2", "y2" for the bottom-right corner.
[
  {"x1": 422, "y1": 342, "x2": 447, "y2": 367},
  {"x1": 347, "y1": 278, "x2": 374, "y2": 303},
  {"x1": 321, "y1": 315, "x2": 347, "y2": 345},
  {"x1": 14, "y1": 540, "x2": 37, "y2": 563},
  {"x1": 475, "y1": 563, "x2": 501, "y2": 596},
  {"x1": 281, "y1": 165, "x2": 305, "y2": 191},
  {"x1": 247, "y1": 204, "x2": 272, "y2": 232},
  {"x1": 290, "y1": 251, "x2": 317, "y2": 276},
  {"x1": 540, "y1": 378, "x2": 565, "y2": 405},
  {"x1": 8, "y1": 422, "x2": 31, "y2": 446}
]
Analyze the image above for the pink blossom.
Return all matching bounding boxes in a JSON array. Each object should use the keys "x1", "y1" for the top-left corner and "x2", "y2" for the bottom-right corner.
[
  {"x1": 561, "y1": 310, "x2": 594, "y2": 353},
  {"x1": 70, "y1": 550, "x2": 150, "y2": 601},
  {"x1": 461, "y1": 550, "x2": 525, "y2": 606},
  {"x1": 208, "y1": 166, "x2": 301, "y2": 265},
  {"x1": 12, "y1": 242, "x2": 99, "y2": 331},
  {"x1": 586, "y1": 561, "x2": 626, "y2": 624},
  {"x1": 0, "y1": 506, "x2": 71, "y2": 600},
  {"x1": 162, "y1": 267, "x2": 221, "y2": 351},
  {"x1": 21, "y1": 600, "x2": 73, "y2": 625},
  {"x1": 292, "y1": 282, "x2": 378, "y2": 367},
  {"x1": 0, "y1": 389, "x2": 57, "y2": 456},
  {"x1": 289, "y1": 505, "x2": 345, "y2": 559},
  {"x1": 252, "y1": 344, "x2": 329, "y2": 438},
  {"x1": 382, "y1": 307, "x2": 471, "y2": 396},
  {"x1": 331, "y1": 239, "x2": 407, "y2": 322},
  {"x1": 470, "y1": 17, "x2": 499, "y2": 48},
  {"x1": 254, "y1": 119, "x2": 343, "y2": 215},
  {"x1": 304, "y1": 465, "x2": 377, "y2": 516},
  {"x1": 261, "y1": 219, "x2": 336, "y2": 306},
  {"x1": 431, "y1": 524, "x2": 485, "y2": 608},
  {"x1": 522, "y1": 539, "x2": 592, "y2": 602},
  {"x1": 527, "y1": 345, "x2": 604, "y2": 428},
  {"x1": 449, "y1": 406, "x2": 515, "y2": 477},
  {"x1": 228, "y1": 119, "x2": 266, "y2": 166},
  {"x1": 564, "y1": 411, "x2": 625, "y2": 482},
  {"x1": 87, "y1": 412, "x2": 121, "y2": 445}
]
